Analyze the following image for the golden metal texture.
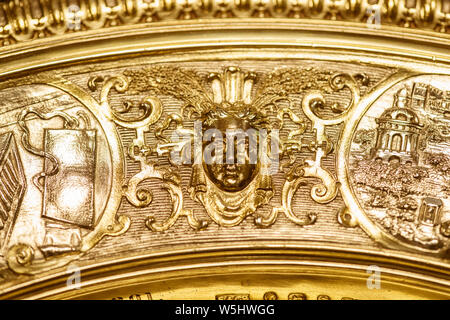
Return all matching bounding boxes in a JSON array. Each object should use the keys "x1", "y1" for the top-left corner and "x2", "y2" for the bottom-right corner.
[
  {"x1": 0, "y1": 0, "x2": 449, "y2": 47},
  {"x1": 0, "y1": 0, "x2": 448, "y2": 300}
]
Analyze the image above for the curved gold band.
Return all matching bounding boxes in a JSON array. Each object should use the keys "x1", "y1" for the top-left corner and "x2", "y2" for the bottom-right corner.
[{"x1": 0, "y1": 4, "x2": 448, "y2": 300}]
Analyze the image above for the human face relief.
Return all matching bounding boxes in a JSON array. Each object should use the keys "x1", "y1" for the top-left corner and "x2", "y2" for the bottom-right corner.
[{"x1": 202, "y1": 116, "x2": 258, "y2": 192}]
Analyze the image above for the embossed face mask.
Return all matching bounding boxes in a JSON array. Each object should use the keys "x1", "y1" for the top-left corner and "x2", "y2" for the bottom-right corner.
[{"x1": 202, "y1": 117, "x2": 258, "y2": 192}]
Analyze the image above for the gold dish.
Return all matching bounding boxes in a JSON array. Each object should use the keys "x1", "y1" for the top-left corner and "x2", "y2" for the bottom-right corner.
[{"x1": 0, "y1": 0, "x2": 448, "y2": 300}]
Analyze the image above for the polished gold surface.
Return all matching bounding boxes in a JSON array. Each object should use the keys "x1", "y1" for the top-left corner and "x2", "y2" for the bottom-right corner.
[
  {"x1": 0, "y1": 0, "x2": 448, "y2": 300},
  {"x1": 0, "y1": 0, "x2": 448, "y2": 48}
]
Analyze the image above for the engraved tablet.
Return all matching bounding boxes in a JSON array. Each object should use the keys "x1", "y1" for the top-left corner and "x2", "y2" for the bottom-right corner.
[
  {"x1": 41, "y1": 128, "x2": 96, "y2": 228},
  {"x1": 17, "y1": 108, "x2": 99, "y2": 256}
]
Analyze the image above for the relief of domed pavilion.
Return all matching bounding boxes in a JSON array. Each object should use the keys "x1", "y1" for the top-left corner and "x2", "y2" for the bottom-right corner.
[{"x1": 371, "y1": 87, "x2": 424, "y2": 164}]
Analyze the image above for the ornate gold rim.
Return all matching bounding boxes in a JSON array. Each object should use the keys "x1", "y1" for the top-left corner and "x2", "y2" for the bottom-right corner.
[
  {"x1": 0, "y1": 0, "x2": 448, "y2": 48},
  {"x1": 0, "y1": 17, "x2": 449, "y2": 299},
  {"x1": 2, "y1": 246, "x2": 450, "y2": 299}
]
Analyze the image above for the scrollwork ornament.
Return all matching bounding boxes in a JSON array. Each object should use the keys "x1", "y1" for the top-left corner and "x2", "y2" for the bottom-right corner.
[
  {"x1": 118, "y1": 66, "x2": 366, "y2": 231},
  {"x1": 337, "y1": 207, "x2": 358, "y2": 228},
  {"x1": 257, "y1": 72, "x2": 363, "y2": 228},
  {"x1": 0, "y1": 0, "x2": 447, "y2": 46},
  {"x1": 87, "y1": 73, "x2": 207, "y2": 232}
]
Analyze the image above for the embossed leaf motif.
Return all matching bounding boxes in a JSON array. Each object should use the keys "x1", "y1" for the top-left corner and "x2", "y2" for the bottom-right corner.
[{"x1": 123, "y1": 66, "x2": 215, "y2": 116}]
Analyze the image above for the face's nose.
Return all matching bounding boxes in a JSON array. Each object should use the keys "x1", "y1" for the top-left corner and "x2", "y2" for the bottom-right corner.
[{"x1": 223, "y1": 142, "x2": 250, "y2": 165}]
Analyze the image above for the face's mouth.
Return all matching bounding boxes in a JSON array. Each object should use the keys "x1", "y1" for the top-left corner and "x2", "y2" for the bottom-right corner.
[
  {"x1": 202, "y1": 161, "x2": 259, "y2": 192},
  {"x1": 223, "y1": 177, "x2": 239, "y2": 187},
  {"x1": 224, "y1": 167, "x2": 239, "y2": 177}
]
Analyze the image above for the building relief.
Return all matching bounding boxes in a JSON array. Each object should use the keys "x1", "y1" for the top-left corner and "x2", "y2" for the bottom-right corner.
[{"x1": 349, "y1": 76, "x2": 450, "y2": 250}]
